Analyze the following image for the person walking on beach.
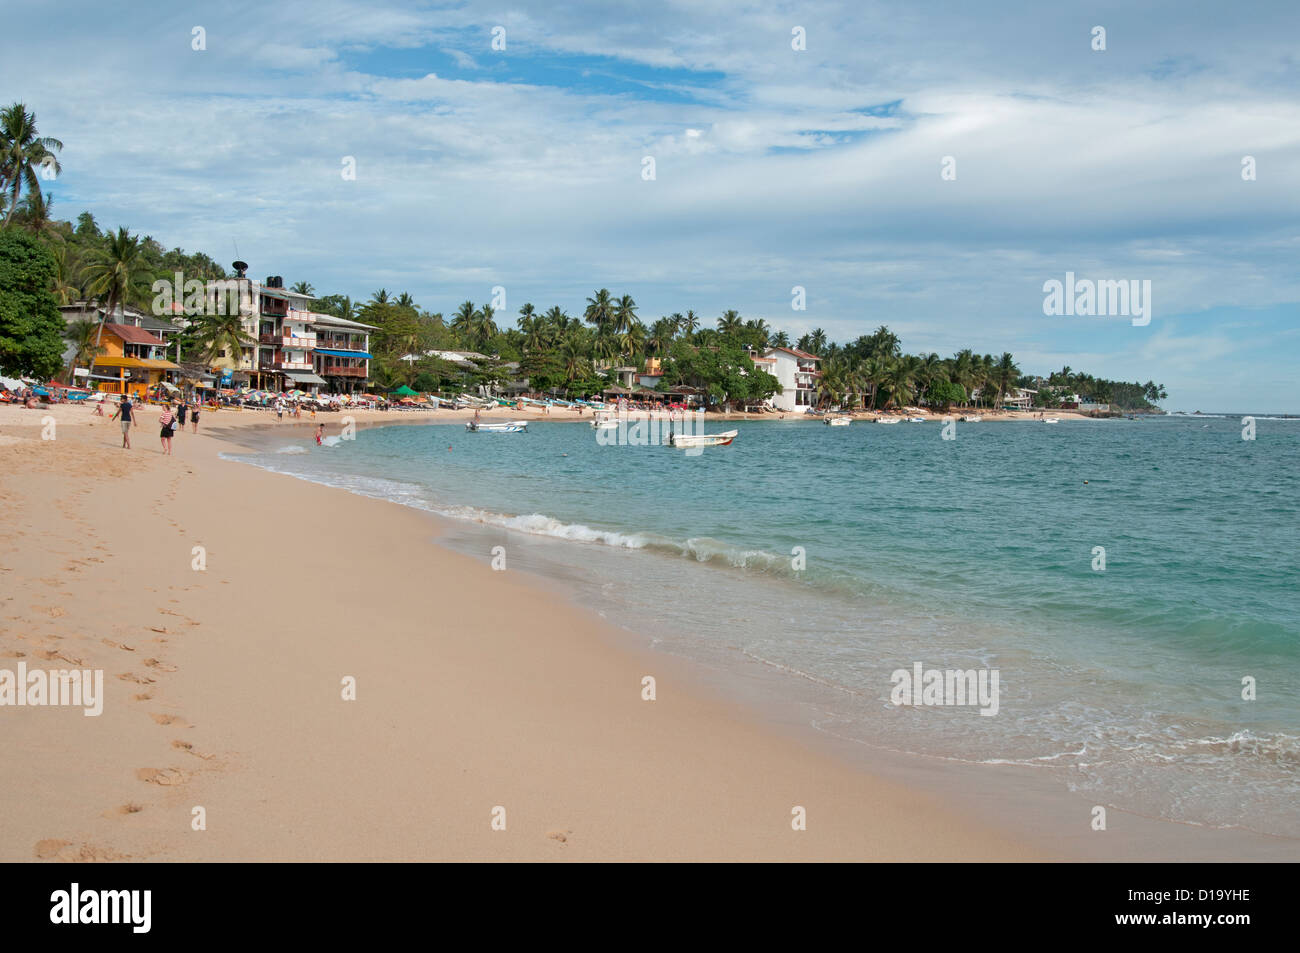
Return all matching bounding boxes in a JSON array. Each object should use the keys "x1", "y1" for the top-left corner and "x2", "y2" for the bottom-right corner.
[
  {"x1": 158, "y1": 404, "x2": 176, "y2": 455},
  {"x1": 191, "y1": 402, "x2": 201, "y2": 433},
  {"x1": 110, "y1": 395, "x2": 135, "y2": 448},
  {"x1": 176, "y1": 401, "x2": 188, "y2": 432},
  {"x1": 275, "y1": 399, "x2": 284, "y2": 421},
  {"x1": 315, "y1": 424, "x2": 324, "y2": 445}
]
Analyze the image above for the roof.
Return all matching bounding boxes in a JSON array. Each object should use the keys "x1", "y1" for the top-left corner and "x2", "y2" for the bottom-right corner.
[
  {"x1": 313, "y1": 314, "x2": 378, "y2": 331},
  {"x1": 765, "y1": 346, "x2": 821, "y2": 362},
  {"x1": 93, "y1": 356, "x2": 180, "y2": 370},
  {"x1": 104, "y1": 323, "x2": 165, "y2": 346},
  {"x1": 137, "y1": 315, "x2": 181, "y2": 332}
]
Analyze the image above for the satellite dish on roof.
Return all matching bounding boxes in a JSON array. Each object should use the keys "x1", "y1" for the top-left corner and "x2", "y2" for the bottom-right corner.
[{"x1": 232, "y1": 261, "x2": 248, "y2": 277}]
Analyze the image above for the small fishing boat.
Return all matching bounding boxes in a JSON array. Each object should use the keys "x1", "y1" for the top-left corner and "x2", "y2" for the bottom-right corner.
[
  {"x1": 874, "y1": 416, "x2": 901, "y2": 424},
  {"x1": 907, "y1": 416, "x2": 926, "y2": 423},
  {"x1": 1042, "y1": 417, "x2": 1060, "y2": 424},
  {"x1": 466, "y1": 420, "x2": 528, "y2": 433},
  {"x1": 667, "y1": 429, "x2": 738, "y2": 448},
  {"x1": 960, "y1": 415, "x2": 983, "y2": 422},
  {"x1": 825, "y1": 416, "x2": 852, "y2": 426},
  {"x1": 591, "y1": 419, "x2": 620, "y2": 431}
]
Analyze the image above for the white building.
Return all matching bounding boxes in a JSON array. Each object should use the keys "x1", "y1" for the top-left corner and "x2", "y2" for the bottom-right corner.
[{"x1": 762, "y1": 347, "x2": 820, "y2": 412}]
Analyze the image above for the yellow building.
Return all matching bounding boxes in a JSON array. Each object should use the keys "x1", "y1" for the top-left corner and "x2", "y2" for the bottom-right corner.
[{"x1": 91, "y1": 324, "x2": 180, "y2": 398}]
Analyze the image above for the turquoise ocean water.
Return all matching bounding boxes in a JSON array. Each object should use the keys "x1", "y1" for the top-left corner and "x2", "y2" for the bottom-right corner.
[{"x1": 230, "y1": 415, "x2": 1300, "y2": 837}]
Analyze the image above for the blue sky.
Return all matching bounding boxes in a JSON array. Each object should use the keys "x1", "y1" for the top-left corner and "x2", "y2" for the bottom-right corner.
[{"x1": 2, "y1": 0, "x2": 1297, "y2": 411}]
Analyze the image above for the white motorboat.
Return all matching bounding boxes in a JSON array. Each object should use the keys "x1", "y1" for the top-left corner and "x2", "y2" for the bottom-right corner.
[
  {"x1": 825, "y1": 416, "x2": 852, "y2": 426},
  {"x1": 1042, "y1": 417, "x2": 1060, "y2": 424},
  {"x1": 667, "y1": 429, "x2": 738, "y2": 448},
  {"x1": 466, "y1": 420, "x2": 528, "y2": 433},
  {"x1": 591, "y1": 419, "x2": 620, "y2": 431},
  {"x1": 907, "y1": 416, "x2": 926, "y2": 423},
  {"x1": 874, "y1": 416, "x2": 901, "y2": 424},
  {"x1": 960, "y1": 415, "x2": 983, "y2": 422}
]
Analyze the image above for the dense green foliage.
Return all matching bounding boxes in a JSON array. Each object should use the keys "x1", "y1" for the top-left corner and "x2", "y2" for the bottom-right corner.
[{"x1": 0, "y1": 229, "x2": 65, "y2": 377}]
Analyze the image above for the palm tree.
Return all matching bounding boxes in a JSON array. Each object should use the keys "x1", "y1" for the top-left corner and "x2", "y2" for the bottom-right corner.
[
  {"x1": 451, "y1": 301, "x2": 477, "y2": 341},
  {"x1": 290, "y1": 281, "x2": 314, "y2": 295},
  {"x1": 993, "y1": 352, "x2": 1019, "y2": 409},
  {"x1": 591, "y1": 331, "x2": 619, "y2": 363},
  {"x1": 745, "y1": 318, "x2": 771, "y2": 347},
  {"x1": 49, "y1": 244, "x2": 80, "y2": 305},
  {"x1": 808, "y1": 328, "x2": 828, "y2": 355},
  {"x1": 472, "y1": 304, "x2": 498, "y2": 350},
  {"x1": 585, "y1": 288, "x2": 615, "y2": 333},
  {"x1": 14, "y1": 189, "x2": 59, "y2": 239},
  {"x1": 82, "y1": 227, "x2": 146, "y2": 385},
  {"x1": 560, "y1": 334, "x2": 591, "y2": 383},
  {"x1": 619, "y1": 319, "x2": 646, "y2": 359},
  {"x1": 194, "y1": 294, "x2": 256, "y2": 366},
  {"x1": 717, "y1": 309, "x2": 743, "y2": 337},
  {"x1": 770, "y1": 329, "x2": 790, "y2": 347},
  {"x1": 951, "y1": 349, "x2": 976, "y2": 407},
  {"x1": 870, "y1": 326, "x2": 901, "y2": 359},
  {"x1": 862, "y1": 354, "x2": 889, "y2": 409},
  {"x1": 647, "y1": 317, "x2": 677, "y2": 356},
  {"x1": 880, "y1": 355, "x2": 921, "y2": 409},
  {"x1": 62, "y1": 319, "x2": 104, "y2": 384},
  {"x1": 614, "y1": 294, "x2": 637, "y2": 335},
  {"x1": 678, "y1": 310, "x2": 700, "y2": 338},
  {"x1": 0, "y1": 103, "x2": 63, "y2": 226},
  {"x1": 370, "y1": 289, "x2": 390, "y2": 305},
  {"x1": 395, "y1": 292, "x2": 415, "y2": 310}
]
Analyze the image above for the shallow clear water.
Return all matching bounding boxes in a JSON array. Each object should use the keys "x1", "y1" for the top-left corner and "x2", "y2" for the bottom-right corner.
[{"x1": 230, "y1": 414, "x2": 1300, "y2": 836}]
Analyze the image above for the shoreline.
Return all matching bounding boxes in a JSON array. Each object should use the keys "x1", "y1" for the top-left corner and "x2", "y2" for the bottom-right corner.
[
  {"x1": 2, "y1": 403, "x2": 1289, "y2": 863},
  {"x1": 221, "y1": 413, "x2": 1300, "y2": 860},
  {"x1": 0, "y1": 403, "x2": 1046, "y2": 861}
]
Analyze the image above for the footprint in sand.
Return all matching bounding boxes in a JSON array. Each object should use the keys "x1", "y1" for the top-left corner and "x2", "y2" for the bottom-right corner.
[
  {"x1": 104, "y1": 803, "x2": 144, "y2": 818},
  {"x1": 547, "y1": 829, "x2": 572, "y2": 845},
  {"x1": 171, "y1": 740, "x2": 215, "y2": 760},
  {"x1": 143, "y1": 658, "x2": 177, "y2": 672},
  {"x1": 149, "y1": 625, "x2": 169, "y2": 634},
  {"x1": 136, "y1": 767, "x2": 187, "y2": 786},
  {"x1": 148, "y1": 713, "x2": 184, "y2": 726},
  {"x1": 34, "y1": 839, "x2": 129, "y2": 862},
  {"x1": 102, "y1": 639, "x2": 135, "y2": 651},
  {"x1": 132, "y1": 692, "x2": 153, "y2": 702},
  {"x1": 117, "y1": 672, "x2": 155, "y2": 685}
]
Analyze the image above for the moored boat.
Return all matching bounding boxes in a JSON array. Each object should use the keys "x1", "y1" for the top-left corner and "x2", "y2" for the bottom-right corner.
[
  {"x1": 466, "y1": 420, "x2": 528, "y2": 433},
  {"x1": 960, "y1": 414, "x2": 983, "y2": 422},
  {"x1": 825, "y1": 415, "x2": 852, "y2": 426},
  {"x1": 667, "y1": 429, "x2": 738, "y2": 448},
  {"x1": 874, "y1": 416, "x2": 901, "y2": 424}
]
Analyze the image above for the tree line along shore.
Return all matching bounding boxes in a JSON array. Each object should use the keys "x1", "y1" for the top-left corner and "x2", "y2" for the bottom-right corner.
[{"x1": 1, "y1": 102, "x2": 1166, "y2": 413}]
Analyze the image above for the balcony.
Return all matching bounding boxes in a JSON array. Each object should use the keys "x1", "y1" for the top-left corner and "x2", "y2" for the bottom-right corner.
[
  {"x1": 259, "y1": 333, "x2": 317, "y2": 347},
  {"x1": 321, "y1": 364, "x2": 367, "y2": 377},
  {"x1": 317, "y1": 339, "x2": 366, "y2": 351}
]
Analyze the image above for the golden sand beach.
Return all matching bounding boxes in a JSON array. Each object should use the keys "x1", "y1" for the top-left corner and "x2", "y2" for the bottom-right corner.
[{"x1": 0, "y1": 401, "x2": 1053, "y2": 861}]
